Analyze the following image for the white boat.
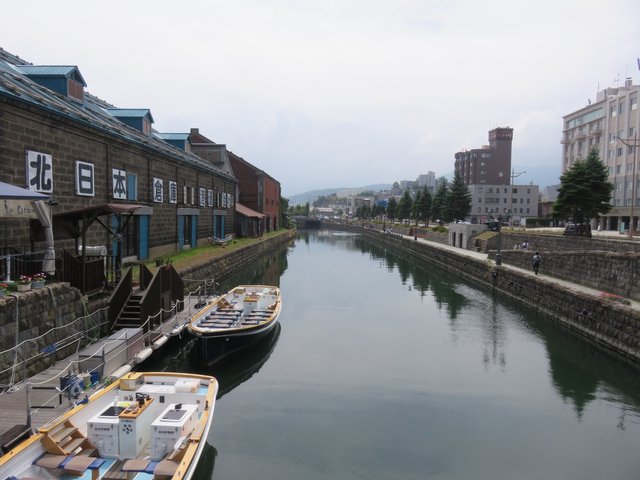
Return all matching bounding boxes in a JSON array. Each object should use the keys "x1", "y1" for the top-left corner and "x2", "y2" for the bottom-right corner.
[
  {"x1": 207, "y1": 234, "x2": 233, "y2": 246},
  {"x1": 187, "y1": 285, "x2": 282, "y2": 365},
  {"x1": 0, "y1": 372, "x2": 218, "y2": 480}
]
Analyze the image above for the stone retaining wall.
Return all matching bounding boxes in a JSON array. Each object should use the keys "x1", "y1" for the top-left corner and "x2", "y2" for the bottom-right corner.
[
  {"x1": 0, "y1": 284, "x2": 106, "y2": 384},
  {"x1": 495, "y1": 250, "x2": 640, "y2": 301},
  {"x1": 331, "y1": 223, "x2": 640, "y2": 364},
  {"x1": 484, "y1": 231, "x2": 640, "y2": 253},
  {"x1": 479, "y1": 231, "x2": 640, "y2": 302},
  {"x1": 178, "y1": 230, "x2": 296, "y2": 289}
]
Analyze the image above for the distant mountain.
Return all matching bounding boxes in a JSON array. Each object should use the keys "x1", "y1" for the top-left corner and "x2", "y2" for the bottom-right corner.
[{"x1": 286, "y1": 184, "x2": 392, "y2": 205}]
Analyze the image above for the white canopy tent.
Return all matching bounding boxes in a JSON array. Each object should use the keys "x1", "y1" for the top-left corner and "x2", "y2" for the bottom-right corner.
[{"x1": 0, "y1": 182, "x2": 54, "y2": 278}]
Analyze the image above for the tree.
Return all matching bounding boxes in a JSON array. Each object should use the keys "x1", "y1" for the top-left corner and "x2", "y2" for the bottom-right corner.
[
  {"x1": 387, "y1": 197, "x2": 398, "y2": 221},
  {"x1": 398, "y1": 190, "x2": 413, "y2": 221},
  {"x1": 446, "y1": 172, "x2": 472, "y2": 222},
  {"x1": 431, "y1": 180, "x2": 449, "y2": 223},
  {"x1": 411, "y1": 191, "x2": 422, "y2": 222},
  {"x1": 553, "y1": 148, "x2": 613, "y2": 224},
  {"x1": 419, "y1": 187, "x2": 432, "y2": 225}
]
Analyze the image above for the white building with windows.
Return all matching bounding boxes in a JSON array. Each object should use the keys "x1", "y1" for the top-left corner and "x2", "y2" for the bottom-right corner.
[
  {"x1": 561, "y1": 77, "x2": 639, "y2": 231},
  {"x1": 467, "y1": 184, "x2": 539, "y2": 226}
]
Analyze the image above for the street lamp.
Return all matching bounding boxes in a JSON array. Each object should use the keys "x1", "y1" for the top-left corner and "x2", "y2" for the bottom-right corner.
[
  {"x1": 489, "y1": 208, "x2": 503, "y2": 265},
  {"x1": 614, "y1": 133, "x2": 639, "y2": 238},
  {"x1": 510, "y1": 169, "x2": 526, "y2": 227},
  {"x1": 490, "y1": 208, "x2": 512, "y2": 265}
]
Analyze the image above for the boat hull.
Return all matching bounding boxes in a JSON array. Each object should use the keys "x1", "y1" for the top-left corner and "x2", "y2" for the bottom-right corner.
[
  {"x1": 0, "y1": 372, "x2": 218, "y2": 480},
  {"x1": 187, "y1": 285, "x2": 282, "y2": 365}
]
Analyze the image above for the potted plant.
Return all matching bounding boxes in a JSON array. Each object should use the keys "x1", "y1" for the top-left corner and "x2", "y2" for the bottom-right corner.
[
  {"x1": 0, "y1": 282, "x2": 8, "y2": 298},
  {"x1": 16, "y1": 275, "x2": 32, "y2": 292},
  {"x1": 32, "y1": 272, "x2": 46, "y2": 289}
]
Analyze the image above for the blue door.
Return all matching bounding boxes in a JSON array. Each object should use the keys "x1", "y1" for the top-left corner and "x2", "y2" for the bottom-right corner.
[{"x1": 191, "y1": 215, "x2": 198, "y2": 247}]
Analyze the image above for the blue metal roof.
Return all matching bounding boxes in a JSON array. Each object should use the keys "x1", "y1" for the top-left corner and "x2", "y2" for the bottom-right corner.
[
  {"x1": 106, "y1": 108, "x2": 154, "y2": 123},
  {"x1": 0, "y1": 56, "x2": 234, "y2": 181},
  {"x1": 16, "y1": 65, "x2": 87, "y2": 86},
  {"x1": 155, "y1": 133, "x2": 190, "y2": 141}
]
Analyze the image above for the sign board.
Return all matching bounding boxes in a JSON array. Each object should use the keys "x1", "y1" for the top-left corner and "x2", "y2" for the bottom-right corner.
[{"x1": 1, "y1": 199, "x2": 38, "y2": 219}]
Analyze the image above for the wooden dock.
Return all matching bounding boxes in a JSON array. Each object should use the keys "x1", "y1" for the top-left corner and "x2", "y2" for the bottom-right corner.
[{"x1": 0, "y1": 292, "x2": 211, "y2": 452}]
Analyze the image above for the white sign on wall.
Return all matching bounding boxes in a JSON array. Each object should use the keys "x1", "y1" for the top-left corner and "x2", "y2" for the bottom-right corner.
[
  {"x1": 26, "y1": 150, "x2": 53, "y2": 193},
  {"x1": 169, "y1": 180, "x2": 178, "y2": 204},
  {"x1": 112, "y1": 168, "x2": 127, "y2": 199},
  {"x1": 75, "y1": 161, "x2": 95, "y2": 196},
  {"x1": 208, "y1": 189, "x2": 213, "y2": 207},
  {"x1": 153, "y1": 177, "x2": 164, "y2": 203},
  {"x1": 199, "y1": 188, "x2": 206, "y2": 207}
]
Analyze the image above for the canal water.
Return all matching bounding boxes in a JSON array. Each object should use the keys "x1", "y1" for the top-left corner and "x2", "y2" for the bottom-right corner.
[{"x1": 144, "y1": 229, "x2": 640, "y2": 480}]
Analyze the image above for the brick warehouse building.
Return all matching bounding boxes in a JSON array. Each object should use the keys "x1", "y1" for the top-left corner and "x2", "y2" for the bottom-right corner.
[
  {"x1": 228, "y1": 151, "x2": 281, "y2": 234},
  {"x1": 0, "y1": 49, "x2": 280, "y2": 272}
]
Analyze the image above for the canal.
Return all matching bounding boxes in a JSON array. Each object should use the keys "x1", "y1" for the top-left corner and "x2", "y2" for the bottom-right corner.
[{"x1": 144, "y1": 229, "x2": 640, "y2": 479}]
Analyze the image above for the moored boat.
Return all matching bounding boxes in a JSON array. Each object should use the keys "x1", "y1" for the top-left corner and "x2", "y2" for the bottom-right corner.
[
  {"x1": 186, "y1": 285, "x2": 282, "y2": 365},
  {"x1": 0, "y1": 372, "x2": 218, "y2": 480}
]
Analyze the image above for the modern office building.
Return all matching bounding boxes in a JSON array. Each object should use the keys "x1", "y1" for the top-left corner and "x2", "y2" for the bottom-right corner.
[
  {"x1": 561, "y1": 77, "x2": 639, "y2": 231},
  {"x1": 455, "y1": 127, "x2": 514, "y2": 185},
  {"x1": 466, "y1": 184, "x2": 539, "y2": 225}
]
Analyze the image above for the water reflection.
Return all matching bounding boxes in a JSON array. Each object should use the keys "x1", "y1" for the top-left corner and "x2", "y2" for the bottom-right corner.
[
  {"x1": 315, "y1": 228, "x2": 640, "y2": 423},
  {"x1": 140, "y1": 323, "x2": 282, "y2": 399},
  {"x1": 149, "y1": 230, "x2": 640, "y2": 478},
  {"x1": 192, "y1": 323, "x2": 282, "y2": 398},
  {"x1": 353, "y1": 236, "x2": 469, "y2": 319}
]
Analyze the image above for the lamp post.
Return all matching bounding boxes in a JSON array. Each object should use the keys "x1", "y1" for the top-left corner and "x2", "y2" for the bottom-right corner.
[
  {"x1": 510, "y1": 169, "x2": 526, "y2": 227},
  {"x1": 614, "y1": 133, "x2": 639, "y2": 238},
  {"x1": 489, "y1": 209, "x2": 503, "y2": 265}
]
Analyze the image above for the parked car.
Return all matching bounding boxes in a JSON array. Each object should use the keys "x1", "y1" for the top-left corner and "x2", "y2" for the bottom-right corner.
[{"x1": 563, "y1": 223, "x2": 592, "y2": 238}]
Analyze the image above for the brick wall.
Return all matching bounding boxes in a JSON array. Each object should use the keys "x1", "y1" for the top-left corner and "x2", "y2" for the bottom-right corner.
[{"x1": 0, "y1": 100, "x2": 236, "y2": 257}]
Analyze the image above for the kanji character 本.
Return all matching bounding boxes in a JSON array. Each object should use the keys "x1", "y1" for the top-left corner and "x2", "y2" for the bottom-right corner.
[{"x1": 112, "y1": 168, "x2": 127, "y2": 199}]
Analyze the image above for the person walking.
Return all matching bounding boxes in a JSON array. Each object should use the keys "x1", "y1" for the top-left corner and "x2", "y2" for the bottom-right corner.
[{"x1": 532, "y1": 251, "x2": 541, "y2": 275}]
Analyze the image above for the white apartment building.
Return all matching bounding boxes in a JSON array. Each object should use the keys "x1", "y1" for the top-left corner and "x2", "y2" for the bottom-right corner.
[
  {"x1": 561, "y1": 77, "x2": 639, "y2": 231},
  {"x1": 417, "y1": 171, "x2": 436, "y2": 190},
  {"x1": 467, "y1": 184, "x2": 540, "y2": 226}
]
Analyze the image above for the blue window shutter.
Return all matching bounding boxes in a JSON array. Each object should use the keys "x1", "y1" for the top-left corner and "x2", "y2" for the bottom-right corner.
[
  {"x1": 177, "y1": 215, "x2": 184, "y2": 250},
  {"x1": 126, "y1": 174, "x2": 137, "y2": 201},
  {"x1": 138, "y1": 215, "x2": 149, "y2": 259}
]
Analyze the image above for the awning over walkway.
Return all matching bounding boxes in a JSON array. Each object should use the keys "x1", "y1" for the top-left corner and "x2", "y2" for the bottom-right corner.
[
  {"x1": 236, "y1": 202, "x2": 265, "y2": 219},
  {"x1": 34, "y1": 203, "x2": 143, "y2": 239}
]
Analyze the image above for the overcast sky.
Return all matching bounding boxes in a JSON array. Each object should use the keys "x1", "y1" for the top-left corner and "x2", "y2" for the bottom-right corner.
[{"x1": 3, "y1": 0, "x2": 639, "y2": 196}]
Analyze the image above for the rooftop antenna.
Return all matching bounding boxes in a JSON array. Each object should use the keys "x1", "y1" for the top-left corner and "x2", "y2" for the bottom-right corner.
[{"x1": 614, "y1": 73, "x2": 621, "y2": 88}]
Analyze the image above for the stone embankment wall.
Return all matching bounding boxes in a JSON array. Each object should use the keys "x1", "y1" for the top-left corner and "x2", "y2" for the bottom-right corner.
[
  {"x1": 330, "y1": 223, "x2": 640, "y2": 364},
  {"x1": 0, "y1": 284, "x2": 105, "y2": 384},
  {"x1": 178, "y1": 230, "x2": 296, "y2": 289},
  {"x1": 495, "y1": 250, "x2": 640, "y2": 301},
  {"x1": 480, "y1": 232, "x2": 640, "y2": 302},
  {"x1": 484, "y1": 231, "x2": 640, "y2": 253}
]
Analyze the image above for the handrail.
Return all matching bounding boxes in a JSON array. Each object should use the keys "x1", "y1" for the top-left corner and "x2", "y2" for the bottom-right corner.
[
  {"x1": 140, "y1": 264, "x2": 153, "y2": 290},
  {"x1": 139, "y1": 269, "x2": 162, "y2": 334},
  {"x1": 108, "y1": 268, "x2": 132, "y2": 329}
]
